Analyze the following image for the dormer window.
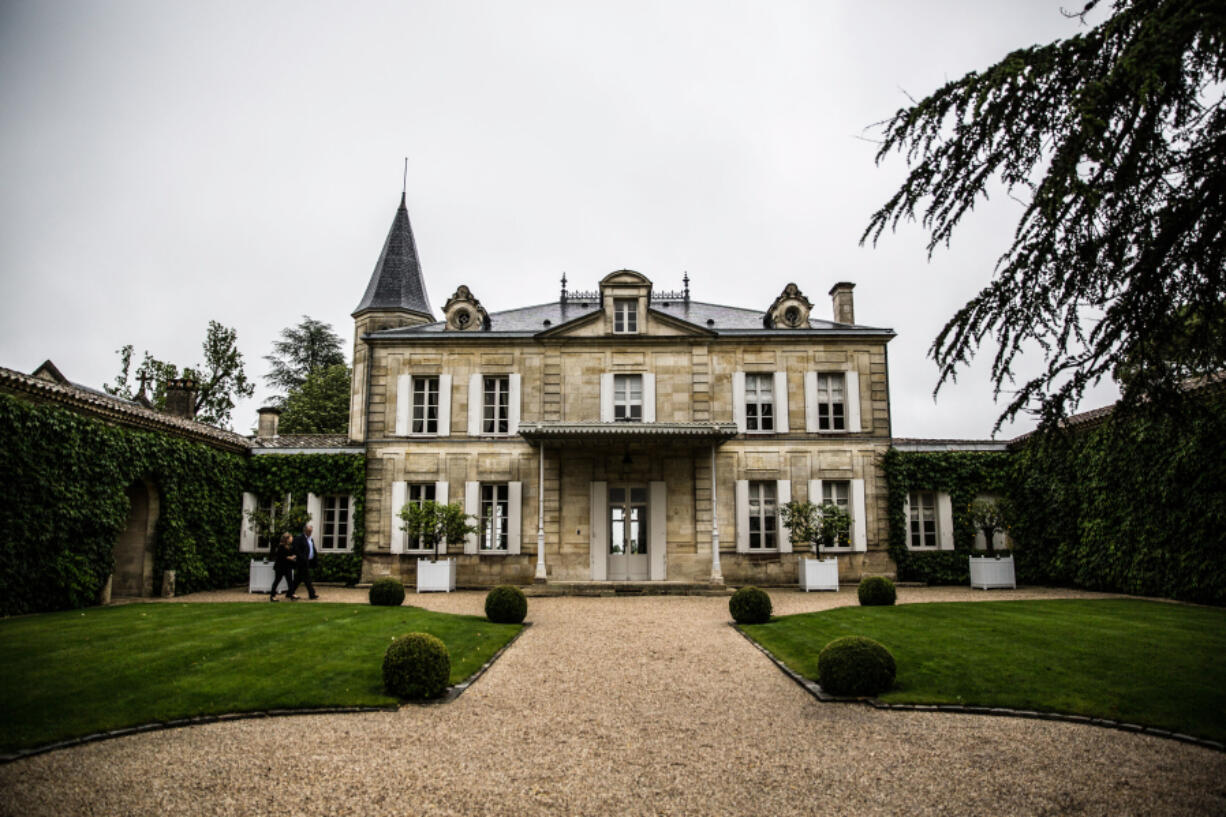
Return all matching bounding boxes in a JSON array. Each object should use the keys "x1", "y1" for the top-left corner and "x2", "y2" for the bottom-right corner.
[{"x1": 614, "y1": 299, "x2": 638, "y2": 333}]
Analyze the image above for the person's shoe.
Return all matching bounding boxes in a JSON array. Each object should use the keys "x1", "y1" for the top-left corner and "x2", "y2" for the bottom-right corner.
[
  {"x1": 269, "y1": 596, "x2": 278, "y2": 602},
  {"x1": 286, "y1": 595, "x2": 299, "y2": 601},
  {"x1": 309, "y1": 594, "x2": 320, "y2": 600}
]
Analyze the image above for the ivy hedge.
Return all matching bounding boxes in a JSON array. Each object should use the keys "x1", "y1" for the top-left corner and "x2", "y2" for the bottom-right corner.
[
  {"x1": 882, "y1": 448, "x2": 1012, "y2": 585},
  {"x1": 245, "y1": 453, "x2": 365, "y2": 586},
  {"x1": 1010, "y1": 395, "x2": 1226, "y2": 606},
  {"x1": 0, "y1": 393, "x2": 248, "y2": 615}
]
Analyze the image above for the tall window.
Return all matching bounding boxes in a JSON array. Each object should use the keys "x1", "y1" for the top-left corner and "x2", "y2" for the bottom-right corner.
[
  {"x1": 412, "y1": 376, "x2": 440, "y2": 434},
  {"x1": 821, "y1": 480, "x2": 851, "y2": 548},
  {"x1": 257, "y1": 497, "x2": 281, "y2": 550},
  {"x1": 480, "y1": 484, "x2": 509, "y2": 551},
  {"x1": 748, "y1": 481, "x2": 777, "y2": 550},
  {"x1": 483, "y1": 375, "x2": 510, "y2": 434},
  {"x1": 909, "y1": 490, "x2": 938, "y2": 549},
  {"x1": 613, "y1": 374, "x2": 643, "y2": 421},
  {"x1": 745, "y1": 374, "x2": 775, "y2": 432},
  {"x1": 405, "y1": 483, "x2": 437, "y2": 550},
  {"x1": 320, "y1": 495, "x2": 350, "y2": 551},
  {"x1": 613, "y1": 298, "x2": 637, "y2": 333},
  {"x1": 816, "y1": 373, "x2": 846, "y2": 431}
]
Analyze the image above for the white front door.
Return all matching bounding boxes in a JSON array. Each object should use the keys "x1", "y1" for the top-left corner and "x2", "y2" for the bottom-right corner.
[{"x1": 608, "y1": 485, "x2": 649, "y2": 581}]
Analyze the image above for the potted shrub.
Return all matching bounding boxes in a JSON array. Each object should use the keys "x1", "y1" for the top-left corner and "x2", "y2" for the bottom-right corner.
[
  {"x1": 967, "y1": 497, "x2": 1016, "y2": 589},
  {"x1": 781, "y1": 500, "x2": 844, "y2": 592},
  {"x1": 400, "y1": 500, "x2": 477, "y2": 593}
]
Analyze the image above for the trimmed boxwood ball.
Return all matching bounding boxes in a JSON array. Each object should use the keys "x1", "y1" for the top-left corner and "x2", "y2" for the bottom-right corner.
[
  {"x1": 369, "y1": 577, "x2": 405, "y2": 607},
  {"x1": 382, "y1": 632, "x2": 450, "y2": 699},
  {"x1": 818, "y1": 636, "x2": 897, "y2": 697},
  {"x1": 857, "y1": 576, "x2": 896, "y2": 606},
  {"x1": 485, "y1": 585, "x2": 527, "y2": 624},
  {"x1": 729, "y1": 586, "x2": 772, "y2": 624}
]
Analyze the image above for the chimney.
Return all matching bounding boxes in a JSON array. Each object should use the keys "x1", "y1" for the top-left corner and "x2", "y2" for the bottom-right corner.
[
  {"x1": 829, "y1": 282, "x2": 855, "y2": 325},
  {"x1": 164, "y1": 377, "x2": 198, "y2": 420},
  {"x1": 257, "y1": 406, "x2": 281, "y2": 438}
]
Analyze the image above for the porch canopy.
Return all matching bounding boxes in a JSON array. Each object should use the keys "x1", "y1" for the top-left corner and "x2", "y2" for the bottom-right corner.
[{"x1": 517, "y1": 421, "x2": 739, "y2": 447}]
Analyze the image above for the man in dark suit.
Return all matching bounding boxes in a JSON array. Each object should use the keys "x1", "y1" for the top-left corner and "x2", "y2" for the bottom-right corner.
[{"x1": 288, "y1": 523, "x2": 320, "y2": 600}]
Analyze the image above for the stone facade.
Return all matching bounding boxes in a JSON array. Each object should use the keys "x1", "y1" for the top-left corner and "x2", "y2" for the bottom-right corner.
[{"x1": 348, "y1": 206, "x2": 896, "y2": 587}]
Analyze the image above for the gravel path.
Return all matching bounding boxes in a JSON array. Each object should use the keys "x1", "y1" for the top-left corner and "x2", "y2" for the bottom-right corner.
[{"x1": 2, "y1": 587, "x2": 1223, "y2": 816}]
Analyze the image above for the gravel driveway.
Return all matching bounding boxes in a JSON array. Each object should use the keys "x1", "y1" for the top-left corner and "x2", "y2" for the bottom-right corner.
[{"x1": 2, "y1": 587, "x2": 1223, "y2": 816}]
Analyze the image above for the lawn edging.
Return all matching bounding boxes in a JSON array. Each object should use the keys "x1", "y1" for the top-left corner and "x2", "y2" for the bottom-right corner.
[
  {"x1": 0, "y1": 622, "x2": 530, "y2": 765},
  {"x1": 732, "y1": 623, "x2": 1226, "y2": 754}
]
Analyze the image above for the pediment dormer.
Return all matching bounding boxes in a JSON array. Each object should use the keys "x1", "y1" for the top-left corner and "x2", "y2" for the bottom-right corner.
[
  {"x1": 442, "y1": 285, "x2": 490, "y2": 331},
  {"x1": 600, "y1": 269, "x2": 652, "y2": 336},
  {"x1": 765, "y1": 283, "x2": 813, "y2": 329}
]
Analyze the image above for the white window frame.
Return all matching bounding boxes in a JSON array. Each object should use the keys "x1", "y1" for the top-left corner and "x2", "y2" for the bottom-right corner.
[
  {"x1": 319, "y1": 494, "x2": 353, "y2": 552},
  {"x1": 906, "y1": 490, "x2": 944, "y2": 550},
  {"x1": 805, "y1": 370, "x2": 861, "y2": 434},
  {"x1": 404, "y1": 483, "x2": 437, "y2": 552},
  {"x1": 397, "y1": 374, "x2": 452, "y2": 437},
  {"x1": 822, "y1": 479, "x2": 852, "y2": 550},
  {"x1": 480, "y1": 483, "x2": 510, "y2": 552},
  {"x1": 816, "y1": 372, "x2": 846, "y2": 431},
  {"x1": 613, "y1": 298, "x2": 638, "y2": 333},
  {"x1": 412, "y1": 376, "x2": 440, "y2": 434},
  {"x1": 747, "y1": 481, "x2": 778, "y2": 551},
  {"x1": 744, "y1": 373, "x2": 775, "y2": 433},
  {"x1": 483, "y1": 375, "x2": 510, "y2": 434},
  {"x1": 613, "y1": 374, "x2": 643, "y2": 422}
]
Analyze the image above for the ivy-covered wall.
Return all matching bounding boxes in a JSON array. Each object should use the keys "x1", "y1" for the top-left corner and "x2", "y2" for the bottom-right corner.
[
  {"x1": 245, "y1": 453, "x2": 365, "y2": 585},
  {"x1": 882, "y1": 449, "x2": 1012, "y2": 584},
  {"x1": 1010, "y1": 395, "x2": 1226, "y2": 606},
  {"x1": 0, "y1": 393, "x2": 249, "y2": 615}
]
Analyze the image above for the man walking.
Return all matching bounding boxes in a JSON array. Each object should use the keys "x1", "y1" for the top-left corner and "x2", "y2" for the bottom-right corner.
[{"x1": 288, "y1": 523, "x2": 320, "y2": 600}]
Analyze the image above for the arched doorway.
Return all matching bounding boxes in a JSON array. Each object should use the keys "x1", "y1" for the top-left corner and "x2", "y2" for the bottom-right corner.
[{"x1": 112, "y1": 480, "x2": 159, "y2": 597}]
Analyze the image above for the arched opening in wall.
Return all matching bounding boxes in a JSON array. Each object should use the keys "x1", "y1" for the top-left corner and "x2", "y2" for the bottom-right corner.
[{"x1": 112, "y1": 480, "x2": 160, "y2": 597}]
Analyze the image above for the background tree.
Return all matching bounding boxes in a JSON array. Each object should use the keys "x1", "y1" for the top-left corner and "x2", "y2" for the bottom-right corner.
[
  {"x1": 278, "y1": 363, "x2": 352, "y2": 434},
  {"x1": 863, "y1": 0, "x2": 1226, "y2": 430},
  {"x1": 104, "y1": 320, "x2": 254, "y2": 428},
  {"x1": 264, "y1": 316, "x2": 346, "y2": 395}
]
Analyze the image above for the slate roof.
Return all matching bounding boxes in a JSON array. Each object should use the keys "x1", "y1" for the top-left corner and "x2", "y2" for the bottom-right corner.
[
  {"x1": 367, "y1": 298, "x2": 893, "y2": 340},
  {"x1": 250, "y1": 433, "x2": 360, "y2": 452},
  {"x1": 0, "y1": 364, "x2": 252, "y2": 452},
  {"x1": 353, "y1": 194, "x2": 434, "y2": 320}
]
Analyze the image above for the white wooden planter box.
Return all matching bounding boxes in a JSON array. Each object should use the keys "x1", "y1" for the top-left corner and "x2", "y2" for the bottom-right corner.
[
  {"x1": 969, "y1": 554, "x2": 1016, "y2": 590},
  {"x1": 417, "y1": 558, "x2": 456, "y2": 593},
  {"x1": 248, "y1": 560, "x2": 274, "y2": 593},
  {"x1": 799, "y1": 557, "x2": 840, "y2": 592}
]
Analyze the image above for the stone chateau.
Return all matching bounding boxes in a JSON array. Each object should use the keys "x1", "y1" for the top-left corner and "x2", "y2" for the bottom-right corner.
[{"x1": 346, "y1": 195, "x2": 896, "y2": 586}]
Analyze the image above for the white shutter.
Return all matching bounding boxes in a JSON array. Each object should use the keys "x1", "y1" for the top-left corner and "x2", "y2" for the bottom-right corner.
[
  {"x1": 902, "y1": 491, "x2": 913, "y2": 549},
  {"x1": 845, "y1": 370, "x2": 861, "y2": 433},
  {"x1": 735, "y1": 479, "x2": 750, "y2": 553},
  {"x1": 590, "y1": 481, "x2": 608, "y2": 580},
  {"x1": 395, "y1": 374, "x2": 410, "y2": 436},
  {"x1": 851, "y1": 478, "x2": 867, "y2": 552},
  {"x1": 437, "y1": 374, "x2": 452, "y2": 436},
  {"x1": 804, "y1": 372, "x2": 818, "y2": 433},
  {"x1": 306, "y1": 493, "x2": 323, "y2": 531},
  {"x1": 600, "y1": 373, "x2": 614, "y2": 422},
  {"x1": 642, "y1": 373, "x2": 656, "y2": 423},
  {"x1": 346, "y1": 495, "x2": 357, "y2": 552},
  {"x1": 776, "y1": 479, "x2": 792, "y2": 553},
  {"x1": 937, "y1": 492, "x2": 955, "y2": 550},
  {"x1": 434, "y1": 481, "x2": 450, "y2": 553},
  {"x1": 240, "y1": 492, "x2": 258, "y2": 552},
  {"x1": 773, "y1": 371, "x2": 789, "y2": 433},
  {"x1": 732, "y1": 372, "x2": 746, "y2": 433},
  {"x1": 468, "y1": 373, "x2": 482, "y2": 436},
  {"x1": 650, "y1": 481, "x2": 667, "y2": 580},
  {"x1": 508, "y1": 373, "x2": 522, "y2": 434},
  {"x1": 507, "y1": 481, "x2": 523, "y2": 555},
  {"x1": 808, "y1": 479, "x2": 823, "y2": 553},
  {"x1": 390, "y1": 481, "x2": 407, "y2": 554},
  {"x1": 464, "y1": 481, "x2": 480, "y2": 554}
]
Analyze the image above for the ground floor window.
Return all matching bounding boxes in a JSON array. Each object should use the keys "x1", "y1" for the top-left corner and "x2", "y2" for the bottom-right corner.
[
  {"x1": 405, "y1": 483, "x2": 437, "y2": 551},
  {"x1": 908, "y1": 490, "x2": 939, "y2": 549},
  {"x1": 480, "y1": 483, "x2": 509, "y2": 551},
  {"x1": 821, "y1": 480, "x2": 852, "y2": 548},
  {"x1": 748, "y1": 481, "x2": 777, "y2": 550},
  {"x1": 320, "y1": 495, "x2": 351, "y2": 551}
]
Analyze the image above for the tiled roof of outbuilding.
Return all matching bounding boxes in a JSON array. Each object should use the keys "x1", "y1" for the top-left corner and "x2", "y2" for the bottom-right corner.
[
  {"x1": 250, "y1": 434, "x2": 360, "y2": 452},
  {"x1": 0, "y1": 364, "x2": 252, "y2": 452}
]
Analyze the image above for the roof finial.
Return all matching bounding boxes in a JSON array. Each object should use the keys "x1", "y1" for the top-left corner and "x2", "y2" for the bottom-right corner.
[
  {"x1": 401, "y1": 157, "x2": 408, "y2": 204},
  {"x1": 560, "y1": 272, "x2": 568, "y2": 304},
  {"x1": 683, "y1": 271, "x2": 690, "y2": 302}
]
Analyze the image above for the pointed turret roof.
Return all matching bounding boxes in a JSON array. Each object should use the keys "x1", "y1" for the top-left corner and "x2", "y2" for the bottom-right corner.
[{"x1": 353, "y1": 194, "x2": 434, "y2": 319}]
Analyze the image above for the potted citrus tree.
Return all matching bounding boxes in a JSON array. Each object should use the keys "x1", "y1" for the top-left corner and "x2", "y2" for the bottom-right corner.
[
  {"x1": 967, "y1": 497, "x2": 1016, "y2": 589},
  {"x1": 400, "y1": 500, "x2": 477, "y2": 593},
  {"x1": 782, "y1": 500, "x2": 845, "y2": 591}
]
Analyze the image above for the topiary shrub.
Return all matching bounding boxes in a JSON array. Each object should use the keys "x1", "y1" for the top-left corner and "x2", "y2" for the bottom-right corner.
[
  {"x1": 382, "y1": 632, "x2": 450, "y2": 699},
  {"x1": 857, "y1": 576, "x2": 896, "y2": 606},
  {"x1": 485, "y1": 585, "x2": 528, "y2": 624},
  {"x1": 369, "y1": 577, "x2": 406, "y2": 607},
  {"x1": 729, "y1": 586, "x2": 772, "y2": 624},
  {"x1": 818, "y1": 636, "x2": 897, "y2": 697}
]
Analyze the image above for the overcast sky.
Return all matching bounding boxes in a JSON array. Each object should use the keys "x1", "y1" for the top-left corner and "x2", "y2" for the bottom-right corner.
[{"x1": 0, "y1": 0, "x2": 1119, "y2": 438}]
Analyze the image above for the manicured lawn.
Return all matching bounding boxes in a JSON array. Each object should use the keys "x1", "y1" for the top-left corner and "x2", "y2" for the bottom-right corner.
[
  {"x1": 0, "y1": 602, "x2": 521, "y2": 753},
  {"x1": 741, "y1": 598, "x2": 1226, "y2": 742}
]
